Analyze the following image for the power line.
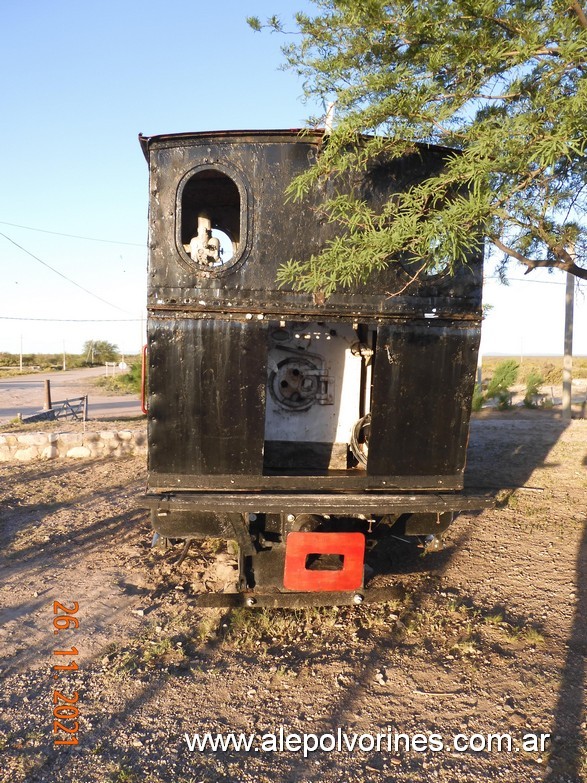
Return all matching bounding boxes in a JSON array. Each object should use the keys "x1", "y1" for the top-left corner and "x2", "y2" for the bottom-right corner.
[
  {"x1": 0, "y1": 219, "x2": 145, "y2": 247},
  {"x1": 0, "y1": 231, "x2": 134, "y2": 315}
]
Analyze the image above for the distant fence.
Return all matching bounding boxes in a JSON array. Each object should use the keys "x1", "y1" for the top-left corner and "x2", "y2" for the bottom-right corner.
[{"x1": 21, "y1": 396, "x2": 88, "y2": 424}]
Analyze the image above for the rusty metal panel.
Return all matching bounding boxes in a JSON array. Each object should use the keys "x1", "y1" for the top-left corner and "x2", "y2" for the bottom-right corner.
[
  {"x1": 367, "y1": 321, "x2": 480, "y2": 483},
  {"x1": 148, "y1": 317, "x2": 267, "y2": 475}
]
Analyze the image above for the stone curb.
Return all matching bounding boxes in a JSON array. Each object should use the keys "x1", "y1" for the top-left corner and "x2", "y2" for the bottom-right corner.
[{"x1": 0, "y1": 430, "x2": 147, "y2": 463}]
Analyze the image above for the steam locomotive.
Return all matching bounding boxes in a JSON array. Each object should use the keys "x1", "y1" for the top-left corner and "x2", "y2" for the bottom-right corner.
[{"x1": 139, "y1": 129, "x2": 491, "y2": 607}]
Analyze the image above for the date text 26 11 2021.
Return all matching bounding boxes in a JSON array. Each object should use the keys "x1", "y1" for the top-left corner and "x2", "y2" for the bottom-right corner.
[{"x1": 52, "y1": 601, "x2": 80, "y2": 746}]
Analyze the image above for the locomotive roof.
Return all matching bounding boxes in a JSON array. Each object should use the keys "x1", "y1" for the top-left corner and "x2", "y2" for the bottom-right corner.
[
  {"x1": 139, "y1": 129, "x2": 320, "y2": 160},
  {"x1": 138, "y1": 129, "x2": 457, "y2": 161}
]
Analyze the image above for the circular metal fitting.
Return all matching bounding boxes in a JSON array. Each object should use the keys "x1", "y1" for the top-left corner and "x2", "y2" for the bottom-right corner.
[
  {"x1": 353, "y1": 593, "x2": 364, "y2": 605},
  {"x1": 246, "y1": 597, "x2": 257, "y2": 607},
  {"x1": 268, "y1": 356, "x2": 320, "y2": 411}
]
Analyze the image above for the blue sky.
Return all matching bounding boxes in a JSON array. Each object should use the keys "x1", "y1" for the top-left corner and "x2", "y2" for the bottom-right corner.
[{"x1": 0, "y1": 0, "x2": 585, "y2": 358}]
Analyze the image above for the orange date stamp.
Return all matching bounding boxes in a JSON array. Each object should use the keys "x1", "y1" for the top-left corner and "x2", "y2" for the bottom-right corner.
[{"x1": 52, "y1": 601, "x2": 79, "y2": 746}]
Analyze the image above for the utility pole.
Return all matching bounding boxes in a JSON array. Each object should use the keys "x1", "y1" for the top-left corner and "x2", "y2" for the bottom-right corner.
[
  {"x1": 562, "y1": 268, "x2": 574, "y2": 421},
  {"x1": 62, "y1": 340, "x2": 66, "y2": 372}
]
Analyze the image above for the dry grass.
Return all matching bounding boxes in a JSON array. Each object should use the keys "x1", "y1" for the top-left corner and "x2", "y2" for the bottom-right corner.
[{"x1": 481, "y1": 355, "x2": 587, "y2": 385}]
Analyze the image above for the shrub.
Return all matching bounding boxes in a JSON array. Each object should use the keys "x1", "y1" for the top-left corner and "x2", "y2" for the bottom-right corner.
[
  {"x1": 486, "y1": 359, "x2": 519, "y2": 400},
  {"x1": 523, "y1": 371, "x2": 544, "y2": 408},
  {"x1": 495, "y1": 389, "x2": 513, "y2": 410},
  {"x1": 471, "y1": 385, "x2": 484, "y2": 412}
]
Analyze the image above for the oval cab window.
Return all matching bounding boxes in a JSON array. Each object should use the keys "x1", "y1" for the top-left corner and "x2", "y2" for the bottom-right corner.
[{"x1": 178, "y1": 167, "x2": 246, "y2": 272}]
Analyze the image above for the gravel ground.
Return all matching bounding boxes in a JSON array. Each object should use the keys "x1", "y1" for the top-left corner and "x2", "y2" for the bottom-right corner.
[{"x1": 0, "y1": 411, "x2": 585, "y2": 783}]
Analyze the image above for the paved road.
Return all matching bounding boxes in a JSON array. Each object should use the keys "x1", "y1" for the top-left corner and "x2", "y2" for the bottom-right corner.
[{"x1": 0, "y1": 367, "x2": 143, "y2": 424}]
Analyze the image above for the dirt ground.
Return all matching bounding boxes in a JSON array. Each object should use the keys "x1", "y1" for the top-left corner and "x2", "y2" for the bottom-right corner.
[{"x1": 0, "y1": 411, "x2": 586, "y2": 783}]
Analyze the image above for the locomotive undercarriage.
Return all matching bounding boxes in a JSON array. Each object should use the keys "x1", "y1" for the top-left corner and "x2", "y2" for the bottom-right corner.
[{"x1": 144, "y1": 496, "x2": 492, "y2": 607}]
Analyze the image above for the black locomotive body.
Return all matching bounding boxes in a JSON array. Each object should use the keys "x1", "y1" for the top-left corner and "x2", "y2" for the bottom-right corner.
[{"x1": 139, "y1": 129, "x2": 491, "y2": 606}]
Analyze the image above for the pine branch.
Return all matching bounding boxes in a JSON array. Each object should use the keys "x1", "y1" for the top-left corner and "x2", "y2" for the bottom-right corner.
[{"x1": 492, "y1": 236, "x2": 587, "y2": 280}]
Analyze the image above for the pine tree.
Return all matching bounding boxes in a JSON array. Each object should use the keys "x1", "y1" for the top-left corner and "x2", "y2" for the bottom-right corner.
[{"x1": 249, "y1": 1, "x2": 587, "y2": 295}]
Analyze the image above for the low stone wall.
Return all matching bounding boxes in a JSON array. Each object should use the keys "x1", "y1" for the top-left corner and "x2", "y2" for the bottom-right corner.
[{"x1": 0, "y1": 430, "x2": 147, "y2": 462}]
